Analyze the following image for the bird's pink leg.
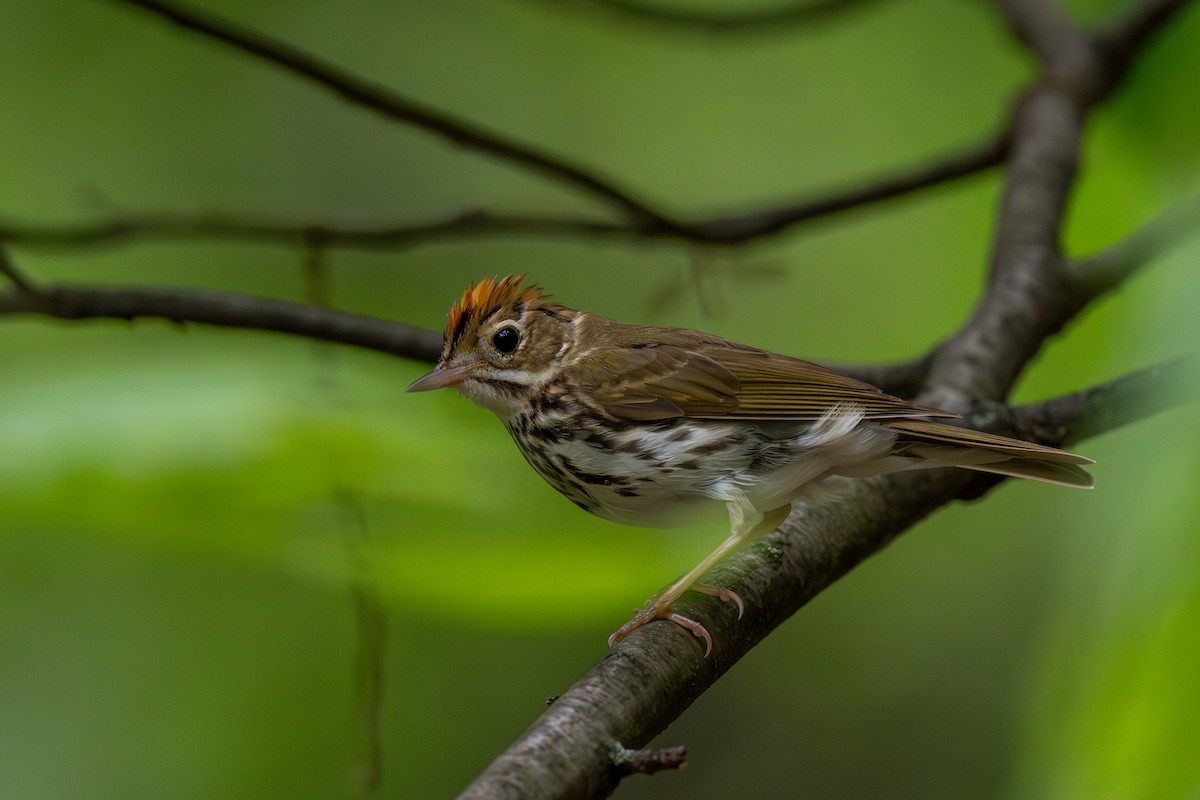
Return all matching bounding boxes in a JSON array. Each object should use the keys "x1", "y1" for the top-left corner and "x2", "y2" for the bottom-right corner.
[{"x1": 607, "y1": 504, "x2": 790, "y2": 656}]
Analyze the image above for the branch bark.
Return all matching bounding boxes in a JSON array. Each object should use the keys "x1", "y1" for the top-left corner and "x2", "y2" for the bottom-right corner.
[
  {"x1": 0, "y1": 280, "x2": 443, "y2": 362},
  {"x1": 922, "y1": 0, "x2": 1187, "y2": 409}
]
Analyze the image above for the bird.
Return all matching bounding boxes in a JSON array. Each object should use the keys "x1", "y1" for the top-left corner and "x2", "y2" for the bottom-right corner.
[{"x1": 407, "y1": 275, "x2": 1093, "y2": 655}]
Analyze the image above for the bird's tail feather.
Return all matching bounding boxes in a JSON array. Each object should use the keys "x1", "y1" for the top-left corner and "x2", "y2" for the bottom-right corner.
[{"x1": 886, "y1": 419, "x2": 1094, "y2": 489}]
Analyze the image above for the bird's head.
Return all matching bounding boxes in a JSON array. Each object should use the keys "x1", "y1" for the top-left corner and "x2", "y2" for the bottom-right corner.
[{"x1": 406, "y1": 275, "x2": 578, "y2": 417}]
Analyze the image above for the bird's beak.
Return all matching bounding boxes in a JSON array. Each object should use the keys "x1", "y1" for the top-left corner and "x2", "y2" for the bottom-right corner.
[{"x1": 406, "y1": 362, "x2": 475, "y2": 392}]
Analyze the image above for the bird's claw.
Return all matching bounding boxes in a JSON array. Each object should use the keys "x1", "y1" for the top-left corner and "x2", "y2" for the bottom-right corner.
[
  {"x1": 694, "y1": 582, "x2": 745, "y2": 619},
  {"x1": 607, "y1": 584, "x2": 743, "y2": 657},
  {"x1": 608, "y1": 607, "x2": 714, "y2": 658},
  {"x1": 665, "y1": 611, "x2": 714, "y2": 657}
]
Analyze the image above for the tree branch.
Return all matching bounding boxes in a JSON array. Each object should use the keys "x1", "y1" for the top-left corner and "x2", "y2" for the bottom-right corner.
[
  {"x1": 0, "y1": 273, "x2": 938, "y2": 397},
  {"x1": 105, "y1": 0, "x2": 675, "y2": 229},
  {"x1": 0, "y1": 280, "x2": 442, "y2": 362},
  {"x1": 682, "y1": 130, "x2": 1009, "y2": 243},
  {"x1": 458, "y1": 353, "x2": 1196, "y2": 799},
  {"x1": 611, "y1": 744, "x2": 687, "y2": 777},
  {"x1": 921, "y1": 0, "x2": 1188, "y2": 409},
  {"x1": 1067, "y1": 189, "x2": 1200, "y2": 301},
  {"x1": 1015, "y1": 354, "x2": 1200, "y2": 446},
  {"x1": 1101, "y1": 0, "x2": 1193, "y2": 59},
  {"x1": 0, "y1": 128, "x2": 1008, "y2": 250},
  {"x1": 528, "y1": 0, "x2": 882, "y2": 36},
  {"x1": 79, "y1": 0, "x2": 1015, "y2": 250},
  {"x1": 460, "y1": 468, "x2": 970, "y2": 799},
  {"x1": 66, "y1": 0, "x2": 1177, "y2": 263},
  {"x1": 0, "y1": 210, "x2": 632, "y2": 250}
]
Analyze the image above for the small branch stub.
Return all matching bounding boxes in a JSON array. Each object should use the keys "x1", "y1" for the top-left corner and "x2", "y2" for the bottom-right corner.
[{"x1": 611, "y1": 744, "x2": 688, "y2": 777}]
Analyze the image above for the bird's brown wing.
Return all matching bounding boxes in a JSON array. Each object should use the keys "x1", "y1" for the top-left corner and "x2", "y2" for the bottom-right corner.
[{"x1": 579, "y1": 343, "x2": 952, "y2": 423}]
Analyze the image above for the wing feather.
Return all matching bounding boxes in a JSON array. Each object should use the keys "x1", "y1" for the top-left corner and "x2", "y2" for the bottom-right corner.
[{"x1": 580, "y1": 342, "x2": 951, "y2": 422}]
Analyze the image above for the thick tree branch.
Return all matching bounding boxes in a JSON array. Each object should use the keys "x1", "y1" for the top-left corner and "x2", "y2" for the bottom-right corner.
[
  {"x1": 922, "y1": 0, "x2": 1188, "y2": 409},
  {"x1": 1102, "y1": 0, "x2": 1193, "y2": 58},
  {"x1": 460, "y1": 467, "x2": 970, "y2": 799}
]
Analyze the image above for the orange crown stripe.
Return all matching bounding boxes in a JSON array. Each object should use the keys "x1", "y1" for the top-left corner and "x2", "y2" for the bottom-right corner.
[{"x1": 445, "y1": 275, "x2": 547, "y2": 345}]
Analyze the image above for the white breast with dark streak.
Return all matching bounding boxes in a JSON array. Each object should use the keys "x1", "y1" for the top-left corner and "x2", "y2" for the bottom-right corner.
[{"x1": 504, "y1": 403, "x2": 898, "y2": 528}]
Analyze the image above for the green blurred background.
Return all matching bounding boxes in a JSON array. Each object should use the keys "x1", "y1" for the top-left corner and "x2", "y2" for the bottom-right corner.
[{"x1": 3, "y1": 0, "x2": 1200, "y2": 797}]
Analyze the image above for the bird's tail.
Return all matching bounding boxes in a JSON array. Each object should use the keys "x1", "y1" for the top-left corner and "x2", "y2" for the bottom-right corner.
[{"x1": 885, "y1": 419, "x2": 1094, "y2": 488}]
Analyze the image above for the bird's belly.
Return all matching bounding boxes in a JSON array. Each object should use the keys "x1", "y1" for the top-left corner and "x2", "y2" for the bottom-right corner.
[
  {"x1": 505, "y1": 418, "x2": 761, "y2": 527},
  {"x1": 504, "y1": 408, "x2": 901, "y2": 527}
]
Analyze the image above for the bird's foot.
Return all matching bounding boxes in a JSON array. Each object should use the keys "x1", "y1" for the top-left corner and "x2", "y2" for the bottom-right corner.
[
  {"x1": 608, "y1": 607, "x2": 714, "y2": 656},
  {"x1": 607, "y1": 585, "x2": 744, "y2": 658}
]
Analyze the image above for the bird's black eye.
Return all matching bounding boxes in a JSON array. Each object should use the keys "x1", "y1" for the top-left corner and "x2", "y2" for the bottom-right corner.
[{"x1": 492, "y1": 327, "x2": 520, "y2": 354}]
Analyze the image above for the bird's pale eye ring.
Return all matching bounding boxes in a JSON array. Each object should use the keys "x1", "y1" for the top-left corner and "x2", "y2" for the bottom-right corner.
[{"x1": 492, "y1": 326, "x2": 520, "y2": 354}]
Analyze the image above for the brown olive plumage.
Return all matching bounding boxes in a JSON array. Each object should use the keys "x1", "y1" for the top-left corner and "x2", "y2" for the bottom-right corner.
[{"x1": 409, "y1": 276, "x2": 1092, "y2": 655}]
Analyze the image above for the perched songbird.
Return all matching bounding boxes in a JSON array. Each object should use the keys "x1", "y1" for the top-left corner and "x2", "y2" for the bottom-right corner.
[{"x1": 408, "y1": 276, "x2": 1093, "y2": 655}]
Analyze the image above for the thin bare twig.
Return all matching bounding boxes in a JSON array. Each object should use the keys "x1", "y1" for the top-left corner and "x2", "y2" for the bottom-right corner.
[
  {"x1": 1101, "y1": 0, "x2": 1192, "y2": 60},
  {"x1": 83, "y1": 0, "x2": 1015, "y2": 250},
  {"x1": 528, "y1": 0, "x2": 880, "y2": 35},
  {"x1": 0, "y1": 274, "x2": 933, "y2": 396},
  {"x1": 1068, "y1": 190, "x2": 1200, "y2": 300},
  {"x1": 0, "y1": 210, "x2": 630, "y2": 250},
  {"x1": 0, "y1": 281, "x2": 443, "y2": 362},
  {"x1": 106, "y1": 0, "x2": 674, "y2": 229},
  {"x1": 681, "y1": 130, "x2": 1008, "y2": 243},
  {"x1": 0, "y1": 128, "x2": 1007, "y2": 250}
]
